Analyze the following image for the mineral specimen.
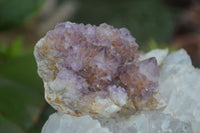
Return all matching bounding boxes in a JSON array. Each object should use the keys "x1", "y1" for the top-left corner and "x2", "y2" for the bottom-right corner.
[
  {"x1": 42, "y1": 49, "x2": 200, "y2": 133},
  {"x1": 34, "y1": 22, "x2": 159, "y2": 118}
]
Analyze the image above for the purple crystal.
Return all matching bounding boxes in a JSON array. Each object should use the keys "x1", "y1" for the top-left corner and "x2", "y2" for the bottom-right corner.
[{"x1": 34, "y1": 22, "x2": 159, "y2": 117}]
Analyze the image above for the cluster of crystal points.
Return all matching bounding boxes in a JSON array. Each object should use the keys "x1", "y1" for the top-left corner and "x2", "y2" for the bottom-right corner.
[
  {"x1": 34, "y1": 22, "x2": 159, "y2": 118},
  {"x1": 42, "y1": 49, "x2": 200, "y2": 133}
]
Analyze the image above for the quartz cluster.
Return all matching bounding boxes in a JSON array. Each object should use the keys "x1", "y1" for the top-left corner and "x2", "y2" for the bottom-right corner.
[
  {"x1": 34, "y1": 22, "x2": 200, "y2": 133},
  {"x1": 34, "y1": 22, "x2": 159, "y2": 118},
  {"x1": 42, "y1": 49, "x2": 200, "y2": 133}
]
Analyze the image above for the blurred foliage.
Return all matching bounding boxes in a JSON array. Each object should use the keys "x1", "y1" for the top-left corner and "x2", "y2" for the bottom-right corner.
[
  {"x1": 0, "y1": 114, "x2": 23, "y2": 133},
  {"x1": 0, "y1": 38, "x2": 44, "y2": 132},
  {"x1": 0, "y1": 36, "x2": 25, "y2": 62},
  {"x1": 72, "y1": 0, "x2": 174, "y2": 49},
  {"x1": 0, "y1": 35, "x2": 55, "y2": 133},
  {"x1": 147, "y1": 39, "x2": 177, "y2": 53},
  {"x1": 0, "y1": 0, "x2": 45, "y2": 31}
]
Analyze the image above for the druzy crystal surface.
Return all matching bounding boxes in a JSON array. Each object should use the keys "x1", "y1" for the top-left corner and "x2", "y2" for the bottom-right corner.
[
  {"x1": 42, "y1": 49, "x2": 200, "y2": 133},
  {"x1": 34, "y1": 22, "x2": 159, "y2": 118}
]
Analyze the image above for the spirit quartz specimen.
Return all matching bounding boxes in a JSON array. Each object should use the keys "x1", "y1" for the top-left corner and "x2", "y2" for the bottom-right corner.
[
  {"x1": 34, "y1": 22, "x2": 159, "y2": 118},
  {"x1": 35, "y1": 22, "x2": 200, "y2": 133}
]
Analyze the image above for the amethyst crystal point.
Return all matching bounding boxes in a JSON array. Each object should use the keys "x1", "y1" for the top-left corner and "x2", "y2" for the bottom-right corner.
[{"x1": 34, "y1": 22, "x2": 159, "y2": 118}]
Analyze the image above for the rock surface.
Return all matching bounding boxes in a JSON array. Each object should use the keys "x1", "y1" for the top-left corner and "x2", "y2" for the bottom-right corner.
[
  {"x1": 34, "y1": 22, "x2": 159, "y2": 118},
  {"x1": 42, "y1": 112, "x2": 111, "y2": 133},
  {"x1": 42, "y1": 49, "x2": 200, "y2": 133}
]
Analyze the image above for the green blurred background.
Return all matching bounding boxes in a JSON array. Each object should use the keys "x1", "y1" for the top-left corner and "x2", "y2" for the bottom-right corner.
[{"x1": 0, "y1": 0, "x2": 199, "y2": 132}]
